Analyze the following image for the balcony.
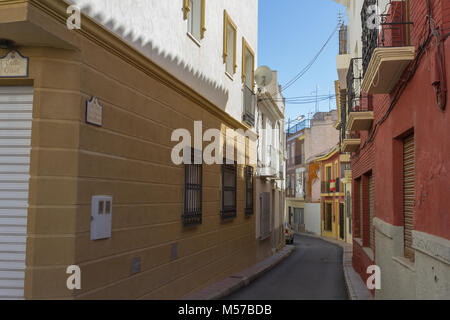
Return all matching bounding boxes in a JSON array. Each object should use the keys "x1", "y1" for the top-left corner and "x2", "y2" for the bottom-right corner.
[
  {"x1": 321, "y1": 179, "x2": 343, "y2": 194},
  {"x1": 361, "y1": 0, "x2": 415, "y2": 94},
  {"x1": 321, "y1": 181, "x2": 330, "y2": 194},
  {"x1": 258, "y1": 146, "x2": 279, "y2": 178},
  {"x1": 346, "y1": 58, "x2": 374, "y2": 132},
  {"x1": 339, "y1": 154, "x2": 351, "y2": 163},
  {"x1": 287, "y1": 119, "x2": 310, "y2": 136},
  {"x1": 243, "y1": 85, "x2": 256, "y2": 127},
  {"x1": 342, "y1": 132, "x2": 361, "y2": 153}
]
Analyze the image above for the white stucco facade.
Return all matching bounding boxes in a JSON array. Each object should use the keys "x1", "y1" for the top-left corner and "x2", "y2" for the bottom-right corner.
[
  {"x1": 69, "y1": 0, "x2": 258, "y2": 123},
  {"x1": 255, "y1": 71, "x2": 286, "y2": 245},
  {"x1": 334, "y1": 0, "x2": 390, "y2": 60}
]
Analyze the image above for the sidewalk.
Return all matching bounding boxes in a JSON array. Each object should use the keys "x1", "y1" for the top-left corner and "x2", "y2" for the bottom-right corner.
[
  {"x1": 182, "y1": 245, "x2": 295, "y2": 300},
  {"x1": 296, "y1": 232, "x2": 373, "y2": 300}
]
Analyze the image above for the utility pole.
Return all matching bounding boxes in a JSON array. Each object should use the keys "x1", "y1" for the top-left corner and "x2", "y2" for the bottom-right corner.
[{"x1": 329, "y1": 88, "x2": 331, "y2": 111}]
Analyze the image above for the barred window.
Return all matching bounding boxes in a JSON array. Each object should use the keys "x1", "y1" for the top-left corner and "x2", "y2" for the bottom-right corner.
[
  {"x1": 182, "y1": 149, "x2": 202, "y2": 226},
  {"x1": 221, "y1": 161, "x2": 237, "y2": 219},
  {"x1": 245, "y1": 166, "x2": 254, "y2": 216}
]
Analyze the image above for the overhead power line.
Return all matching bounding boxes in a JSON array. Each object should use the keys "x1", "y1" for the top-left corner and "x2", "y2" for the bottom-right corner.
[{"x1": 279, "y1": 23, "x2": 340, "y2": 94}]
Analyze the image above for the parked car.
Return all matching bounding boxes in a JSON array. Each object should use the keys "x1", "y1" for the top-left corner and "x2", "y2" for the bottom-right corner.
[{"x1": 285, "y1": 224, "x2": 294, "y2": 244}]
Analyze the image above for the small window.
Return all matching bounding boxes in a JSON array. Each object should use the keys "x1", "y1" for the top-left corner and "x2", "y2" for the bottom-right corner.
[
  {"x1": 182, "y1": 148, "x2": 203, "y2": 226},
  {"x1": 245, "y1": 166, "x2": 254, "y2": 216},
  {"x1": 242, "y1": 38, "x2": 256, "y2": 127},
  {"x1": 223, "y1": 10, "x2": 237, "y2": 75},
  {"x1": 242, "y1": 38, "x2": 255, "y2": 89},
  {"x1": 221, "y1": 161, "x2": 237, "y2": 219},
  {"x1": 184, "y1": 0, "x2": 206, "y2": 40}
]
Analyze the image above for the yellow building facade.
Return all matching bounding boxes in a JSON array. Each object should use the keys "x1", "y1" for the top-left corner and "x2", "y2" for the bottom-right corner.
[
  {"x1": 316, "y1": 147, "x2": 352, "y2": 244},
  {"x1": 0, "y1": 0, "x2": 273, "y2": 299}
]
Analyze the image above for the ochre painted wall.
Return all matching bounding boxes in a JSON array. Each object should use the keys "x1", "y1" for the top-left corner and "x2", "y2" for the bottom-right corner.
[{"x1": 0, "y1": 2, "x2": 268, "y2": 299}]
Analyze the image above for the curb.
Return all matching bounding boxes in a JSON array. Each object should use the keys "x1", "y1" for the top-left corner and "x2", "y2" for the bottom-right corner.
[
  {"x1": 295, "y1": 232, "x2": 373, "y2": 300},
  {"x1": 182, "y1": 245, "x2": 295, "y2": 300}
]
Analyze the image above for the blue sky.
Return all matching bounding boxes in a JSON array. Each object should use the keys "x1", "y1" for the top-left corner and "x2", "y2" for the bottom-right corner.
[{"x1": 258, "y1": 0, "x2": 346, "y2": 127}]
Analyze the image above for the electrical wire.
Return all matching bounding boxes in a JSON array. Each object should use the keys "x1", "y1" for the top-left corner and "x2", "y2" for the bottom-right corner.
[{"x1": 279, "y1": 23, "x2": 340, "y2": 94}]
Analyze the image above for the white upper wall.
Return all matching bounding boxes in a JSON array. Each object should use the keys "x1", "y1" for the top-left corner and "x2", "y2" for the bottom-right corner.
[
  {"x1": 334, "y1": 0, "x2": 390, "y2": 59},
  {"x1": 69, "y1": 0, "x2": 258, "y2": 123}
]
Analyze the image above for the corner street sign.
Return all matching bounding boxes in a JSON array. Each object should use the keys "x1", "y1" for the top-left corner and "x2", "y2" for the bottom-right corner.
[
  {"x1": 86, "y1": 97, "x2": 103, "y2": 127},
  {"x1": 0, "y1": 50, "x2": 29, "y2": 78}
]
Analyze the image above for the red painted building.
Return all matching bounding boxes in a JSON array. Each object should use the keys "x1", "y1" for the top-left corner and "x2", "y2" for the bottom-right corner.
[{"x1": 339, "y1": 0, "x2": 450, "y2": 299}]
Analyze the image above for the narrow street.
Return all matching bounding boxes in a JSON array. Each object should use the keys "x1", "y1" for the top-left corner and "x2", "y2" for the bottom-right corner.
[{"x1": 225, "y1": 234, "x2": 348, "y2": 300}]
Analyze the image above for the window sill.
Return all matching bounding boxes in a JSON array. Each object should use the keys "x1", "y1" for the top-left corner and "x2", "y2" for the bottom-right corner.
[
  {"x1": 362, "y1": 247, "x2": 374, "y2": 261},
  {"x1": 354, "y1": 237, "x2": 363, "y2": 247},
  {"x1": 354, "y1": 238, "x2": 374, "y2": 260},
  {"x1": 225, "y1": 71, "x2": 235, "y2": 81},
  {"x1": 392, "y1": 256, "x2": 415, "y2": 272},
  {"x1": 187, "y1": 32, "x2": 201, "y2": 47}
]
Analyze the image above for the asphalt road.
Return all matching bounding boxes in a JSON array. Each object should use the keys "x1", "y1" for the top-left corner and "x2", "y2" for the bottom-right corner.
[{"x1": 224, "y1": 234, "x2": 348, "y2": 300}]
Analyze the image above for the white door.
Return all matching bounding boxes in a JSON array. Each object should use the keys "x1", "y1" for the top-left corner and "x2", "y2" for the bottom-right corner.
[{"x1": 0, "y1": 86, "x2": 33, "y2": 299}]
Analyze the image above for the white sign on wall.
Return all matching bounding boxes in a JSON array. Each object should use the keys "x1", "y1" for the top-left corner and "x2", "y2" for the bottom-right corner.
[
  {"x1": 86, "y1": 97, "x2": 103, "y2": 126},
  {"x1": 0, "y1": 50, "x2": 29, "y2": 78}
]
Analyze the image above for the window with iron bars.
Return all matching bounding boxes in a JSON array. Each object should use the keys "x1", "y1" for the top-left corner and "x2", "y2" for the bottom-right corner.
[
  {"x1": 222, "y1": 161, "x2": 237, "y2": 219},
  {"x1": 182, "y1": 148, "x2": 203, "y2": 226},
  {"x1": 245, "y1": 166, "x2": 254, "y2": 216}
]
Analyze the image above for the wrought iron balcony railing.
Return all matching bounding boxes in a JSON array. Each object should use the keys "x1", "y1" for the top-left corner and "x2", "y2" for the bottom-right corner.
[
  {"x1": 321, "y1": 181, "x2": 330, "y2": 194},
  {"x1": 347, "y1": 58, "x2": 373, "y2": 114},
  {"x1": 243, "y1": 84, "x2": 256, "y2": 127},
  {"x1": 295, "y1": 155, "x2": 304, "y2": 166},
  {"x1": 287, "y1": 119, "x2": 310, "y2": 135},
  {"x1": 346, "y1": 132, "x2": 361, "y2": 139},
  {"x1": 362, "y1": 0, "x2": 413, "y2": 76}
]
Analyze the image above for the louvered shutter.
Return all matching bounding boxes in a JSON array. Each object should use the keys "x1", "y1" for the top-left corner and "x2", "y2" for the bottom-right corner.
[
  {"x1": 369, "y1": 174, "x2": 375, "y2": 249},
  {"x1": 359, "y1": 179, "x2": 363, "y2": 239},
  {"x1": 403, "y1": 135, "x2": 415, "y2": 261}
]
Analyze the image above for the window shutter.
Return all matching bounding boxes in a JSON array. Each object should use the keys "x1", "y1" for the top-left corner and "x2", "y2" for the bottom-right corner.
[
  {"x1": 369, "y1": 174, "x2": 374, "y2": 249},
  {"x1": 242, "y1": 38, "x2": 247, "y2": 83},
  {"x1": 403, "y1": 134, "x2": 415, "y2": 261},
  {"x1": 183, "y1": 0, "x2": 190, "y2": 20},
  {"x1": 223, "y1": 11, "x2": 228, "y2": 63},
  {"x1": 359, "y1": 179, "x2": 363, "y2": 238},
  {"x1": 245, "y1": 166, "x2": 254, "y2": 215},
  {"x1": 200, "y1": 0, "x2": 206, "y2": 38}
]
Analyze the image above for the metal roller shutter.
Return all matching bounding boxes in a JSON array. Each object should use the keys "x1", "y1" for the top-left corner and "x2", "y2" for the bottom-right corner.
[
  {"x1": 359, "y1": 179, "x2": 363, "y2": 239},
  {"x1": 403, "y1": 134, "x2": 415, "y2": 261},
  {"x1": 369, "y1": 174, "x2": 374, "y2": 250},
  {"x1": 0, "y1": 87, "x2": 33, "y2": 300}
]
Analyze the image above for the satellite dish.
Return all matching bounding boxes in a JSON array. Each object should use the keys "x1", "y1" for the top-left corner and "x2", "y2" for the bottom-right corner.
[{"x1": 255, "y1": 66, "x2": 273, "y2": 88}]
